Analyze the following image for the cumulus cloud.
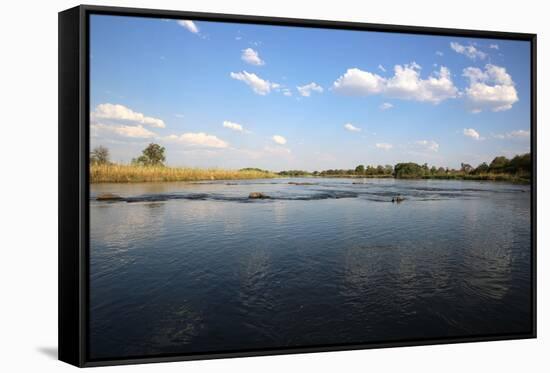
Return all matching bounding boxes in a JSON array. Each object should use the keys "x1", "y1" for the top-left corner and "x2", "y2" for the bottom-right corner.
[
  {"x1": 462, "y1": 64, "x2": 518, "y2": 112},
  {"x1": 230, "y1": 71, "x2": 278, "y2": 95},
  {"x1": 415, "y1": 140, "x2": 439, "y2": 152},
  {"x1": 222, "y1": 120, "x2": 245, "y2": 132},
  {"x1": 91, "y1": 103, "x2": 165, "y2": 128},
  {"x1": 241, "y1": 48, "x2": 265, "y2": 66},
  {"x1": 178, "y1": 20, "x2": 199, "y2": 34},
  {"x1": 380, "y1": 102, "x2": 393, "y2": 110},
  {"x1": 450, "y1": 42, "x2": 487, "y2": 60},
  {"x1": 272, "y1": 135, "x2": 287, "y2": 145},
  {"x1": 344, "y1": 123, "x2": 361, "y2": 132},
  {"x1": 297, "y1": 82, "x2": 324, "y2": 97},
  {"x1": 489, "y1": 44, "x2": 499, "y2": 50},
  {"x1": 333, "y1": 68, "x2": 386, "y2": 96},
  {"x1": 376, "y1": 143, "x2": 393, "y2": 150},
  {"x1": 463, "y1": 128, "x2": 481, "y2": 140},
  {"x1": 494, "y1": 129, "x2": 530, "y2": 139},
  {"x1": 91, "y1": 123, "x2": 157, "y2": 139},
  {"x1": 378, "y1": 64, "x2": 387, "y2": 72},
  {"x1": 165, "y1": 132, "x2": 228, "y2": 148},
  {"x1": 333, "y1": 63, "x2": 458, "y2": 104}
]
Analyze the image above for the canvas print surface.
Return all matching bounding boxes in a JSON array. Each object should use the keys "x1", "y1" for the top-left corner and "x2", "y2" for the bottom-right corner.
[{"x1": 88, "y1": 14, "x2": 532, "y2": 360}]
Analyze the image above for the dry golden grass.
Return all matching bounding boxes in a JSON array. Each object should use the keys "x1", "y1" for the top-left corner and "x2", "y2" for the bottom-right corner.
[{"x1": 91, "y1": 164, "x2": 277, "y2": 183}]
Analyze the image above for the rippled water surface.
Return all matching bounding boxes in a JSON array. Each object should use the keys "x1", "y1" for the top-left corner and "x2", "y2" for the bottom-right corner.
[{"x1": 89, "y1": 178, "x2": 532, "y2": 359}]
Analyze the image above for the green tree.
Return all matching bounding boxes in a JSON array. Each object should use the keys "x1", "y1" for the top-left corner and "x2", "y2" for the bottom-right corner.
[
  {"x1": 355, "y1": 165, "x2": 365, "y2": 174},
  {"x1": 394, "y1": 162, "x2": 423, "y2": 178},
  {"x1": 90, "y1": 146, "x2": 110, "y2": 165},
  {"x1": 133, "y1": 143, "x2": 166, "y2": 166},
  {"x1": 474, "y1": 162, "x2": 489, "y2": 174},
  {"x1": 460, "y1": 163, "x2": 473, "y2": 174},
  {"x1": 508, "y1": 153, "x2": 531, "y2": 174},
  {"x1": 489, "y1": 156, "x2": 509, "y2": 173}
]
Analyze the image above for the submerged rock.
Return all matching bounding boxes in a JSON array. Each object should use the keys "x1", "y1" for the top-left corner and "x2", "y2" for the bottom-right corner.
[
  {"x1": 392, "y1": 195, "x2": 405, "y2": 203},
  {"x1": 96, "y1": 192, "x2": 123, "y2": 201},
  {"x1": 249, "y1": 192, "x2": 269, "y2": 199}
]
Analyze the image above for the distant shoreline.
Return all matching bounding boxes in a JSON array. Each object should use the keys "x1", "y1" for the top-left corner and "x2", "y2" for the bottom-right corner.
[
  {"x1": 90, "y1": 164, "x2": 276, "y2": 183},
  {"x1": 90, "y1": 164, "x2": 529, "y2": 184}
]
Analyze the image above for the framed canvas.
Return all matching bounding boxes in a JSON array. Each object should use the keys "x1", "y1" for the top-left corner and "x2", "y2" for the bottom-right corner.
[{"x1": 59, "y1": 4, "x2": 537, "y2": 367}]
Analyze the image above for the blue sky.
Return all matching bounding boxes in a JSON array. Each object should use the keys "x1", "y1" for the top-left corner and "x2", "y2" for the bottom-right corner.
[{"x1": 90, "y1": 14, "x2": 531, "y2": 171}]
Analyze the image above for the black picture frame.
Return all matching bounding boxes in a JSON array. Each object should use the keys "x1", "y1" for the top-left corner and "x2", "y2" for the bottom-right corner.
[{"x1": 59, "y1": 4, "x2": 537, "y2": 367}]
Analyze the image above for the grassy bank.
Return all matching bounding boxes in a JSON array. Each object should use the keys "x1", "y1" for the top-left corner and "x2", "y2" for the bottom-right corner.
[
  {"x1": 91, "y1": 164, "x2": 277, "y2": 183},
  {"x1": 307, "y1": 173, "x2": 528, "y2": 183},
  {"x1": 418, "y1": 173, "x2": 530, "y2": 183}
]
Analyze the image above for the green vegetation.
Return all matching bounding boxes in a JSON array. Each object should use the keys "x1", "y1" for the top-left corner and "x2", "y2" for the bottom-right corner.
[
  {"x1": 132, "y1": 143, "x2": 166, "y2": 166},
  {"x1": 240, "y1": 167, "x2": 272, "y2": 174},
  {"x1": 276, "y1": 154, "x2": 530, "y2": 183},
  {"x1": 278, "y1": 170, "x2": 312, "y2": 177},
  {"x1": 393, "y1": 153, "x2": 531, "y2": 183},
  {"x1": 90, "y1": 164, "x2": 277, "y2": 183},
  {"x1": 90, "y1": 144, "x2": 531, "y2": 184},
  {"x1": 307, "y1": 164, "x2": 394, "y2": 178},
  {"x1": 91, "y1": 144, "x2": 276, "y2": 183}
]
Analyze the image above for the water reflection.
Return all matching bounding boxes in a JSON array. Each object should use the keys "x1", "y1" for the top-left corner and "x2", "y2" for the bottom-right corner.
[{"x1": 89, "y1": 178, "x2": 531, "y2": 359}]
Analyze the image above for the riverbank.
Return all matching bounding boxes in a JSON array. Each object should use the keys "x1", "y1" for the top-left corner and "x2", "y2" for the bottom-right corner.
[
  {"x1": 90, "y1": 164, "x2": 277, "y2": 183},
  {"x1": 301, "y1": 174, "x2": 529, "y2": 183},
  {"x1": 91, "y1": 165, "x2": 529, "y2": 184}
]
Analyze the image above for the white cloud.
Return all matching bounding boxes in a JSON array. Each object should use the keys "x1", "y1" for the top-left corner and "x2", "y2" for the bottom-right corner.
[
  {"x1": 344, "y1": 123, "x2": 361, "y2": 132},
  {"x1": 463, "y1": 128, "x2": 481, "y2": 140},
  {"x1": 272, "y1": 135, "x2": 287, "y2": 145},
  {"x1": 91, "y1": 103, "x2": 165, "y2": 128},
  {"x1": 385, "y1": 64, "x2": 458, "y2": 103},
  {"x1": 463, "y1": 64, "x2": 518, "y2": 112},
  {"x1": 296, "y1": 82, "x2": 324, "y2": 97},
  {"x1": 436, "y1": 51, "x2": 444, "y2": 56},
  {"x1": 415, "y1": 140, "x2": 439, "y2": 152},
  {"x1": 282, "y1": 88, "x2": 292, "y2": 96},
  {"x1": 230, "y1": 71, "x2": 278, "y2": 95},
  {"x1": 222, "y1": 120, "x2": 245, "y2": 132},
  {"x1": 450, "y1": 42, "x2": 487, "y2": 60},
  {"x1": 165, "y1": 132, "x2": 228, "y2": 148},
  {"x1": 178, "y1": 20, "x2": 199, "y2": 34},
  {"x1": 376, "y1": 143, "x2": 393, "y2": 150},
  {"x1": 241, "y1": 48, "x2": 265, "y2": 66},
  {"x1": 494, "y1": 129, "x2": 530, "y2": 139},
  {"x1": 378, "y1": 64, "x2": 387, "y2": 72},
  {"x1": 333, "y1": 68, "x2": 386, "y2": 95},
  {"x1": 380, "y1": 102, "x2": 393, "y2": 110},
  {"x1": 91, "y1": 123, "x2": 157, "y2": 139},
  {"x1": 333, "y1": 63, "x2": 458, "y2": 104},
  {"x1": 489, "y1": 44, "x2": 499, "y2": 50}
]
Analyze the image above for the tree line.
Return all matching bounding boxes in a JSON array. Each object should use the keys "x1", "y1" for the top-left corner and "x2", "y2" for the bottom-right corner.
[
  {"x1": 277, "y1": 153, "x2": 531, "y2": 180},
  {"x1": 90, "y1": 143, "x2": 166, "y2": 166},
  {"x1": 91, "y1": 144, "x2": 531, "y2": 181}
]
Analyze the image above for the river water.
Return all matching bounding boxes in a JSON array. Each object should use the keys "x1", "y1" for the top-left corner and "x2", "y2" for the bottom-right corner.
[{"x1": 89, "y1": 178, "x2": 532, "y2": 359}]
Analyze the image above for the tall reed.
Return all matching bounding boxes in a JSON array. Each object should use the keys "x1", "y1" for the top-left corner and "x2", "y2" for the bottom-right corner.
[{"x1": 91, "y1": 164, "x2": 276, "y2": 183}]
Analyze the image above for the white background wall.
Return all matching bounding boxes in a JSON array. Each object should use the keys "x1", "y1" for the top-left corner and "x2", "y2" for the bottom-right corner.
[{"x1": 0, "y1": 0, "x2": 547, "y2": 371}]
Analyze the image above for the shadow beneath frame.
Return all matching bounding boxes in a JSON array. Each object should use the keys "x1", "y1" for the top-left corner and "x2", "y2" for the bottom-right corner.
[{"x1": 37, "y1": 346, "x2": 58, "y2": 360}]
